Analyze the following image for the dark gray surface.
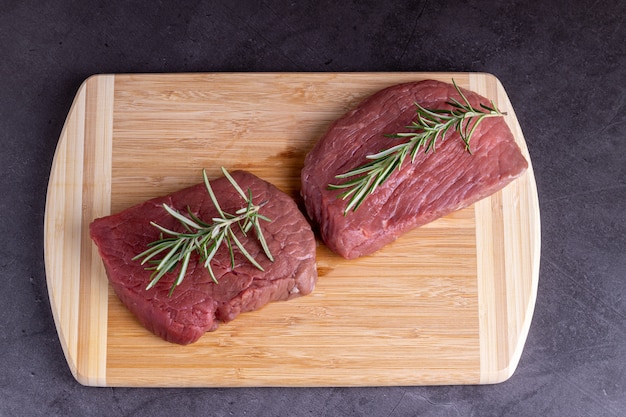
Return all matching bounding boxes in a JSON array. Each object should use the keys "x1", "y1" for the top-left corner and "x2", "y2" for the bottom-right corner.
[{"x1": 1, "y1": 0, "x2": 624, "y2": 416}]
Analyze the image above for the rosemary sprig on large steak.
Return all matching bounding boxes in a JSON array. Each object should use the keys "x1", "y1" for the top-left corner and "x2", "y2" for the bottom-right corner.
[{"x1": 329, "y1": 80, "x2": 506, "y2": 214}]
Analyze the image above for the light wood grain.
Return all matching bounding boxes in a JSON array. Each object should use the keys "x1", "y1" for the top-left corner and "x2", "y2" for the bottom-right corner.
[
  {"x1": 45, "y1": 74, "x2": 114, "y2": 385},
  {"x1": 44, "y1": 72, "x2": 540, "y2": 387}
]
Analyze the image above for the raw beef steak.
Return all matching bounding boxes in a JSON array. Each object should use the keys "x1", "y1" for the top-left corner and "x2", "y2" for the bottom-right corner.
[
  {"x1": 301, "y1": 79, "x2": 528, "y2": 259},
  {"x1": 90, "y1": 170, "x2": 317, "y2": 345}
]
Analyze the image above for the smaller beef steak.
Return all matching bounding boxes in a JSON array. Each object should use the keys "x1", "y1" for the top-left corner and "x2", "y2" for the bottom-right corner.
[
  {"x1": 90, "y1": 170, "x2": 317, "y2": 345},
  {"x1": 301, "y1": 79, "x2": 528, "y2": 259}
]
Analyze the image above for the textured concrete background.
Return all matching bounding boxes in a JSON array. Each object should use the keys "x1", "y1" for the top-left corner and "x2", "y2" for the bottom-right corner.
[{"x1": 1, "y1": 1, "x2": 625, "y2": 416}]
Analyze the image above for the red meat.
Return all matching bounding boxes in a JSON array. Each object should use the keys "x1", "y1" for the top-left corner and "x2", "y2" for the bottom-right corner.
[
  {"x1": 90, "y1": 170, "x2": 317, "y2": 345},
  {"x1": 301, "y1": 79, "x2": 528, "y2": 259}
]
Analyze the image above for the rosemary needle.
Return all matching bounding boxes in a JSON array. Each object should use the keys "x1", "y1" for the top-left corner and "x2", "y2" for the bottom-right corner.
[
  {"x1": 132, "y1": 167, "x2": 273, "y2": 296},
  {"x1": 328, "y1": 79, "x2": 506, "y2": 214}
]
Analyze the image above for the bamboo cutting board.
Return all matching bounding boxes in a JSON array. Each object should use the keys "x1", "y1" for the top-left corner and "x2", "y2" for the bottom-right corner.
[{"x1": 44, "y1": 72, "x2": 540, "y2": 387}]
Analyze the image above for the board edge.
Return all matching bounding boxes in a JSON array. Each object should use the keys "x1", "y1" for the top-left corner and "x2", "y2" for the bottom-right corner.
[
  {"x1": 44, "y1": 74, "x2": 115, "y2": 387},
  {"x1": 472, "y1": 73, "x2": 541, "y2": 384}
]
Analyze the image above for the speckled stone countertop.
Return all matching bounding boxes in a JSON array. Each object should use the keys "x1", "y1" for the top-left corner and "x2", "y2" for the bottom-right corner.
[{"x1": 2, "y1": 1, "x2": 624, "y2": 416}]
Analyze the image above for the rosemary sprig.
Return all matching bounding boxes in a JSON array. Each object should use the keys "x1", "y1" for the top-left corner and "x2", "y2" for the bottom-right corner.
[
  {"x1": 328, "y1": 80, "x2": 506, "y2": 214},
  {"x1": 132, "y1": 167, "x2": 274, "y2": 296}
]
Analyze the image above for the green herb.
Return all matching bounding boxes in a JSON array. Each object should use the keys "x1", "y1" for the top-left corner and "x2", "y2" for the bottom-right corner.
[
  {"x1": 132, "y1": 167, "x2": 273, "y2": 296},
  {"x1": 328, "y1": 79, "x2": 506, "y2": 214}
]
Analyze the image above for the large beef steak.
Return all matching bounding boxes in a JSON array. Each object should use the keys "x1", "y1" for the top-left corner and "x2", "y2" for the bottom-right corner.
[{"x1": 301, "y1": 79, "x2": 528, "y2": 259}]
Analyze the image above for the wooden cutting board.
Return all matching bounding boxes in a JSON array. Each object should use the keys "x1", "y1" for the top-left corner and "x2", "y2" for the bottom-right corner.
[{"x1": 44, "y1": 72, "x2": 540, "y2": 387}]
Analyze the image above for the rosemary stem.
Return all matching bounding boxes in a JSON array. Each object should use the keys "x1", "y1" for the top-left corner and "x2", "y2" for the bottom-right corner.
[
  {"x1": 132, "y1": 168, "x2": 273, "y2": 296},
  {"x1": 328, "y1": 79, "x2": 506, "y2": 215}
]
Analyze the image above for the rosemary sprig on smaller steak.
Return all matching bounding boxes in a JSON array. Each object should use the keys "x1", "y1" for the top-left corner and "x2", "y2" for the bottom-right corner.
[
  {"x1": 328, "y1": 80, "x2": 506, "y2": 215},
  {"x1": 133, "y1": 167, "x2": 274, "y2": 296}
]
